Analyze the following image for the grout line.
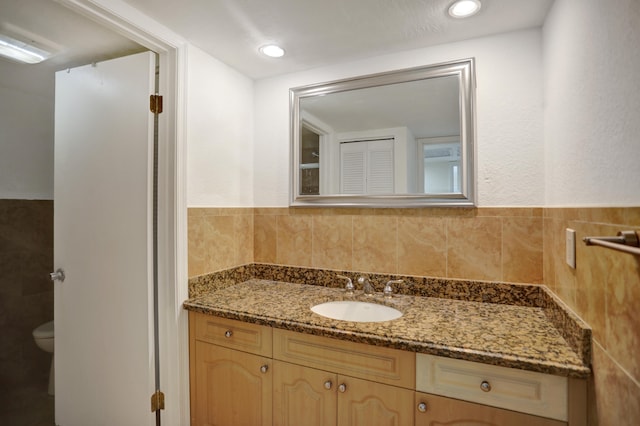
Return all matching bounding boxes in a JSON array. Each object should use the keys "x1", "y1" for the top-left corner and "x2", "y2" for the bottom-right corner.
[
  {"x1": 395, "y1": 215, "x2": 399, "y2": 275},
  {"x1": 311, "y1": 214, "x2": 315, "y2": 268},
  {"x1": 592, "y1": 340, "x2": 640, "y2": 389},
  {"x1": 350, "y1": 214, "x2": 354, "y2": 271},
  {"x1": 275, "y1": 214, "x2": 279, "y2": 265},
  {"x1": 500, "y1": 217, "x2": 504, "y2": 281},
  {"x1": 445, "y1": 217, "x2": 449, "y2": 278}
]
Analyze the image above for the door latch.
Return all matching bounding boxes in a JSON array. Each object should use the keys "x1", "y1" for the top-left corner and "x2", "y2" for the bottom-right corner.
[{"x1": 50, "y1": 269, "x2": 65, "y2": 282}]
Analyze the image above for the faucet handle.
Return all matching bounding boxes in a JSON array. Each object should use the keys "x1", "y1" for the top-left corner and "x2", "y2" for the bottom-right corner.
[
  {"x1": 337, "y1": 275, "x2": 354, "y2": 295},
  {"x1": 383, "y1": 279, "x2": 403, "y2": 298}
]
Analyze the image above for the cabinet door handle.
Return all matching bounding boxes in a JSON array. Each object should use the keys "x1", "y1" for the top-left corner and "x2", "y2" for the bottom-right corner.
[
  {"x1": 480, "y1": 380, "x2": 492, "y2": 392},
  {"x1": 338, "y1": 383, "x2": 346, "y2": 393},
  {"x1": 417, "y1": 402, "x2": 427, "y2": 413},
  {"x1": 224, "y1": 330, "x2": 233, "y2": 338},
  {"x1": 324, "y1": 380, "x2": 332, "y2": 390},
  {"x1": 260, "y1": 364, "x2": 269, "y2": 373}
]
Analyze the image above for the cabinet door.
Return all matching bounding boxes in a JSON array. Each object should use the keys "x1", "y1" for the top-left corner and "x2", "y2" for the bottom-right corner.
[
  {"x1": 193, "y1": 341, "x2": 272, "y2": 426},
  {"x1": 414, "y1": 392, "x2": 566, "y2": 426},
  {"x1": 337, "y1": 376, "x2": 414, "y2": 426},
  {"x1": 273, "y1": 361, "x2": 337, "y2": 426}
]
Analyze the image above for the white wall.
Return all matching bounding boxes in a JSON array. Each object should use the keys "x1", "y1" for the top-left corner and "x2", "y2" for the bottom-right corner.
[
  {"x1": 186, "y1": 45, "x2": 254, "y2": 207},
  {"x1": 253, "y1": 29, "x2": 545, "y2": 207},
  {"x1": 0, "y1": 60, "x2": 55, "y2": 199},
  {"x1": 543, "y1": 0, "x2": 640, "y2": 206}
]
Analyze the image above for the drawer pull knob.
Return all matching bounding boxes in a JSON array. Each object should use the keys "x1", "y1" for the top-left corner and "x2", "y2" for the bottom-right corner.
[
  {"x1": 324, "y1": 380, "x2": 333, "y2": 390},
  {"x1": 480, "y1": 380, "x2": 492, "y2": 392},
  {"x1": 338, "y1": 383, "x2": 347, "y2": 393},
  {"x1": 224, "y1": 330, "x2": 233, "y2": 338},
  {"x1": 260, "y1": 364, "x2": 269, "y2": 373},
  {"x1": 417, "y1": 402, "x2": 427, "y2": 412}
]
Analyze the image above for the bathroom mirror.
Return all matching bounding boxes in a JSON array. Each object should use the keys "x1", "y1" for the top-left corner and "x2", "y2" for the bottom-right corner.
[{"x1": 290, "y1": 58, "x2": 476, "y2": 207}]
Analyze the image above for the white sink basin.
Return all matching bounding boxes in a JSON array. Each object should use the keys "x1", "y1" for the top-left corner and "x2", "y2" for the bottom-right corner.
[{"x1": 311, "y1": 300, "x2": 402, "y2": 322}]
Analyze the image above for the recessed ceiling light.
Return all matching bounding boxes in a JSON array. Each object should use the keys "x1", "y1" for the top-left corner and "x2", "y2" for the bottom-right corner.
[
  {"x1": 448, "y1": 0, "x2": 482, "y2": 18},
  {"x1": 0, "y1": 33, "x2": 51, "y2": 64},
  {"x1": 259, "y1": 44, "x2": 285, "y2": 58}
]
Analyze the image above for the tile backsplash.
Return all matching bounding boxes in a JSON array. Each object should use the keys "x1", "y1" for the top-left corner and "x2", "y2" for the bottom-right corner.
[
  {"x1": 189, "y1": 207, "x2": 544, "y2": 284},
  {"x1": 188, "y1": 208, "x2": 254, "y2": 277},
  {"x1": 261, "y1": 208, "x2": 545, "y2": 284}
]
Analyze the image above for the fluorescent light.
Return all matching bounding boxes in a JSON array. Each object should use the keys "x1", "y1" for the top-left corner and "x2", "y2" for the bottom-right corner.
[
  {"x1": 448, "y1": 0, "x2": 482, "y2": 18},
  {"x1": 0, "y1": 34, "x2": 51, "y2": 64},
  {"x1": 259, "y1": 44, "x2": 285, "y2": 58}
]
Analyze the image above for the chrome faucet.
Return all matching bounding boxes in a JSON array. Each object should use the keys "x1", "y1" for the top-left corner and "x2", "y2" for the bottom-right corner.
[
  {"x1": 336, "y1": 275, "x2": 354, "y2": 295},
  {"x1": 383, "y1": 279, "x2": 403, "y2": 298},
  {"x1": 357, "y1": 276, "x2": 375, "y2": 296}
]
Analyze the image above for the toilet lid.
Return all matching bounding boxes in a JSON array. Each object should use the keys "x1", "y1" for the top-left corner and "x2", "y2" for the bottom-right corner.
[{"x1": 33, "y1": 320, "x2": 54, "y2": 338}]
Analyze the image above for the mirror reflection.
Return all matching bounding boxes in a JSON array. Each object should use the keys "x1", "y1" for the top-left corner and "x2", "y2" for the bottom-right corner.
[{"x1": 291, "y1": 59, "x2": 476, "y2": 207}]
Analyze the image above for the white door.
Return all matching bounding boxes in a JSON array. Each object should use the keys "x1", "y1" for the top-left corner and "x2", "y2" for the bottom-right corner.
[{"x1": 54, "y1": 51, "x2": 157, "y2": 426}]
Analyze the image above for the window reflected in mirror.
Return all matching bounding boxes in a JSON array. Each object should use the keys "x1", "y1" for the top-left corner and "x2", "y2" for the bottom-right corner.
[{"x1": 300, "y1": 125, "x2": 320, "y2": 195}]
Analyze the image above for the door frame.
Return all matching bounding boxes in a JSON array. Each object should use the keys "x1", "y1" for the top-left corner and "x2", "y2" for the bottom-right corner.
[{"x1": 56, "y1": 1, "x2": 189, "y2": 424}]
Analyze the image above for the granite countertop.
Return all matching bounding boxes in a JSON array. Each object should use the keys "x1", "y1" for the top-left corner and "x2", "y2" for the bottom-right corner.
[{"x1": 184, "y1": 279, "x2": 591, "y2": 378}]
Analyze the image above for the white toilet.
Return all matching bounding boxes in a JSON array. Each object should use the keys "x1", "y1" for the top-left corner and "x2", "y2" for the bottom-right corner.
[{"x1": 32, "y1": 320, "x2": 54, "y2": 396}]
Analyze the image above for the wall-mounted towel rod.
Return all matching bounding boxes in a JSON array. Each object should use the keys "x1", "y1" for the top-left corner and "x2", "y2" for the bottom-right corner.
[{"x1": 583, "y1": 230, "x2": 640, "y2": 256}]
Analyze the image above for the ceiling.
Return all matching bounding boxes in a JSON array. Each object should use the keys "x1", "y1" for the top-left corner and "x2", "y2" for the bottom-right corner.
[
  {"x1": 301, "y1": 74, "x2": 460, "y2": 137},
  {"x1": 0, "y1": 0, "x2": 554, "y2": 78},
  {"x1": 0, "y1": 0, "x2": 144, "y2": 72}
]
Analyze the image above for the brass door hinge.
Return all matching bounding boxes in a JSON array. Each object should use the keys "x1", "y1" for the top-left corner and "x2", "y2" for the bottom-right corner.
[
  {"x1": 150, "y1": 94, "x2": 163, "y2": 114},
  {"x1": 151, "y1": 390, "x2": 165, "y2": 412}
]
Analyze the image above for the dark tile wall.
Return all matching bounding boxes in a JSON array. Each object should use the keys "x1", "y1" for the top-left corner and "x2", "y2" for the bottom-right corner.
[{"x1": 0, "y1": 200, "x2": 54, "y2": 392}]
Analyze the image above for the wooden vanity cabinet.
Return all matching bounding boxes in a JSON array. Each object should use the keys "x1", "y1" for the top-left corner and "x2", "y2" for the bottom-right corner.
[
  {"x1": 189, "y1": 312, "x2": 273, "y2": 426},
  {"x1": 192, "y1": 342, "x2": 272, "y2": 425},
  {"x1": 273, "y1": 361, "x2": 414, "y2": 426},
  {"x1": 189, "y1": 312, "x2": 585, "y2": 426},
  {"x1": 337, "y1": 375, "x2": 414, "y2": 426},
  {"x1": 273, "y1": 360, "x2": 336, "y2": 426},
  {"x1": 414, "y1": 392, "x2": 565, "y2": 426},
  {"x1": 415, "y1": 353, "x2": 576, "y2": 425},
  {"x1": 272, "y1": 328, "x2": 415, "y2": 426}
]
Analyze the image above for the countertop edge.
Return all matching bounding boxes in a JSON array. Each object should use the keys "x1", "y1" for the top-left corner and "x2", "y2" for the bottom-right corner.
[{"x1": 183, "y1": 299, "x2": 591, "y2": 379}]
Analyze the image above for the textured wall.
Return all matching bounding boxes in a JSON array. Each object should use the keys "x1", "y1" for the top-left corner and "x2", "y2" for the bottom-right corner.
[
  {"x1": 544, "y1": 0, "x2": 640, "y2": 206},
  {"x1": 0, "y1": 61, "x2": 54, "y2": 199},
  {"x1": 253, "y1": 29, "x2": 545, "y2": 207},
  {"x1": 542, "y1": 0, "x2": 640, "y2": 423},
  {"x1": 187, "y1": 45, "x2": 255, "y2": 207}
]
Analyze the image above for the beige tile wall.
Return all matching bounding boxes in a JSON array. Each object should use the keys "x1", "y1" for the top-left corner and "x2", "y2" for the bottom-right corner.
[
  {"x1": 188, "y1": 205, "x2": 640, "y2": 423},
  {"x1": 187, "y1": 208, "x2": 254, "y2": 277},
  {"x1": 253, "y1": 207, "x2": 544, "y2": 283},
  {"x1": 543, "y1": 207, "x2": 640, "y2": 424},
  {"x1": 189, "y1": 207, "x2": 544, "y2": 283}
]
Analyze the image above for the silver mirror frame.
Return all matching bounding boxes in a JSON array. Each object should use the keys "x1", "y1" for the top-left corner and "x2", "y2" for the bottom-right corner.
[{"x1": 290, "y1": 58, "x2": 476, "y2": 208}]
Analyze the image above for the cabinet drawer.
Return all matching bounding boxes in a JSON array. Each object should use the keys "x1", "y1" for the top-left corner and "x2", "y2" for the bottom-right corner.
[
  {"x1": 416, "y1": 354, "x2": 568, "y2": 421},
  {"x1": 415, "y1": 392, "x2": 566, "y2": 426},
  {"x1": 273, "y1": 328, "x2": 414, "y2": 389},
  {"x1": 192, "y1": 312, "x2": 272, "y2": 357}
]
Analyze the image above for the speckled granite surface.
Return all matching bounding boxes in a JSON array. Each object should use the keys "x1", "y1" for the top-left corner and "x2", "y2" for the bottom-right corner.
[
  {"x1": 184, "y1": 275, "x2": 591, "y2": 378},
  {"x1": 188, "y1": 263, "x2": 592, "y2": 368}
]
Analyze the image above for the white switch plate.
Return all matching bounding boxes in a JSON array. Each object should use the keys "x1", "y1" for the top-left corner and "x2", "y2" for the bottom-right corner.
[{"x1": 566, "y1": 228, "x2": 576, "y2": 269}]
